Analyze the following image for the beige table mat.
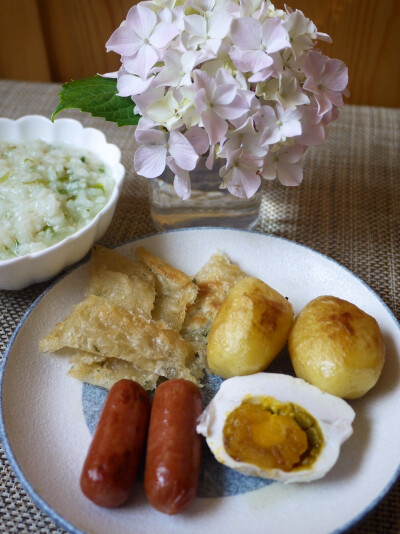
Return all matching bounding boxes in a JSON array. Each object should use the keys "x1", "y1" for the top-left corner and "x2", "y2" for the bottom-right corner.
[{"x1": 0, "y1": 80, "x2": 399, "y2": 533}]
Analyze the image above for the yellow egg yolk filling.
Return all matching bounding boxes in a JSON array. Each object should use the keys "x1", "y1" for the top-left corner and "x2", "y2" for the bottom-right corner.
[{"x1": 223, "y1": 397, "x2": 324, "y2": 472}]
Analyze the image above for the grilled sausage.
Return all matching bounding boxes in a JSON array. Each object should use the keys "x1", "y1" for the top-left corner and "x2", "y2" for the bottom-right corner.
[
  {"x1": 80, "y1": 379, "x2": 150, "y2": 508},
  {"x1": 144, "y1": 379, "x2": 203, "y2": 514}
]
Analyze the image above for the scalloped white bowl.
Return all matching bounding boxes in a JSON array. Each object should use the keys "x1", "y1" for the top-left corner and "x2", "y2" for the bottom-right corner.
[{"x1": 0, "y1": 115, "x2": 125, "y2": 290}]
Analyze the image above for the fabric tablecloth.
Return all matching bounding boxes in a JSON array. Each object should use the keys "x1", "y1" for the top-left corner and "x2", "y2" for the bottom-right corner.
[{"x1": 0, "y1": 80, "x2": 399, "y2": 533}]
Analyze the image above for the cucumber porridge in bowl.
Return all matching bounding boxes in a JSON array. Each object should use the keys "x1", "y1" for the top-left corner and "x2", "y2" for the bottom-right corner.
[{"x1": 0, "y1": 139, "x2": 115, "y2": 261}]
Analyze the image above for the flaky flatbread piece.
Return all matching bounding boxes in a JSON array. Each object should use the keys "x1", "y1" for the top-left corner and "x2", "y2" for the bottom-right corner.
[
  {"x1": 68, "y1": 354, "x2": 159, "y2": 390},
  {"x1": 88, "y1": 244, "x2": 156, "y2": 318},
  {"x1": 136, "y1": 246, "x2": 198, "y2": 330},
  {"x1": 40, "y1": 295, "x2": 198, "y2": 385},
  {"x1": 181, "y1": 250, "x2": 247, "y2": 369}
]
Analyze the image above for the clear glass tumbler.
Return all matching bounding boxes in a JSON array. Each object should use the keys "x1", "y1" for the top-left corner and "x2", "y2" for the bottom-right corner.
[{"x1": 148, "y1": 158, "x2": 262, "y2": 231}]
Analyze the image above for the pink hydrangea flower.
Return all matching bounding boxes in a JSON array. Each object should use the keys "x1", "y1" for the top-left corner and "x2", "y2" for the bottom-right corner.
[
  {"x1": 106, "y1": 4, "x2": 179, "y2": 79},
  {"x1": 194, "y1": 69, "x2": 250, "y2": 144},
  {"x1": 230, "y1": 16, "x2": 289, "y2": 74},
  {"x1": 261, "y1": 144, "x2": 305, "y2": 185},
  {"x1": 303, "y1": 50, "x2": 348, "y2": 116},
  {"x1": 134, "y1": 127, "x2": 199, "y2": 179},
  {"x1": 100, "y1": 0, "x2": 350, "y2": 199},
  {"x1": 254, "y1": 104, "x2": 302, "y2": 146},
  {"x1": 220, "y1": 148, "x2": 263, "y2": 198}
]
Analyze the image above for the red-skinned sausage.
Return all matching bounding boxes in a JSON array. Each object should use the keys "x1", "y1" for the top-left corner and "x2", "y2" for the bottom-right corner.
[
  {"x1": 80, "y1": 379, "x2": 150, "y2": 508},
  {"x1": 144, "y1": 379, "x2": 203, "y2": 515}
]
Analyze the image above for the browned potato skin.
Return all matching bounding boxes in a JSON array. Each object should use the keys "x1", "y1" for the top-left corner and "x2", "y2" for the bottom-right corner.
[
  {"x1": 207, "y1": 277, "x2": 293, "y2": 378},
  {"x1": 288, "y1": 295, "x2": 385, "y2": 399}
]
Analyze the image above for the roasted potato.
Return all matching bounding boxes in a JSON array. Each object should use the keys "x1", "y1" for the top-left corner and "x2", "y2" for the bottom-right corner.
[
  {"x1": 207, "y1": 276, "x2": 293, "y2": 378},
  {"x1": 288, "y1": 295, "x2": 385, "y2": 399}
]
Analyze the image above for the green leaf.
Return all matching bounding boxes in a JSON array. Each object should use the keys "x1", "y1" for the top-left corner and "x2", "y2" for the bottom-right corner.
[{"x1": 51, "y1": 76, "x2": 140, "y2": 127}]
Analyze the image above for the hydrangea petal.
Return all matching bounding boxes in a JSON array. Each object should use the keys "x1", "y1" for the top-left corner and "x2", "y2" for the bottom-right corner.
[
  {"x1": 260, "y1": 126, "x2": 281, "y2": 146},
  {"x1": 186, "y1": 0, "x2": 215, "y2": 12},
  {"x1": 231, "y1": 16, "x2": 261, "y2": 49},
  {"x1": 203, "y1": 37, "x2": 223, "y2": 56},
  {"x1": 134, "y1": 144, "x2": 167, "y2": 178},
  {"x1": 296, "y1": 120, "x2": 325, "y2": 146},
  {"x1": 254, "y1": 104, "x2": 276, "y2": 129},
  {"x1": 124, "y1": 44, "x2": 159, "y2": 79},
  {"x1": 135, "y1": 127, "x2": 166, "y2": 145},
  {"x1": 322, "y1": 59, "x2": 348, "y2": 92},
  {"x1": 304, "y1": 50, "x2": 327, "y2": 80},
  {"x1": 185, "y1": 126, "x2": 210, "y2": 154},
  {"x1": 208, "y1": 12, "x2": 232, "y2": 39},
  {"x1": 106, "y1": 25, "x2": 142, "y2": 56},
  {"x1": 316, "y1": 32, "x2": 332, "y2": 43},
  {"x1": 325, "y1": 89, "x2": 345, "y2": 109},
  {"x1": 174, "y1": 172, "x2": 191, "y2": 200},
  {"x1": 201, "y1": 108, "x2": 228, "y2": 144},
  {"x1": 184, "y1": 14, "x2": 207, "y2": 38},
  {"x1": 311, "y1": 90, "x2": 334, "y2": 116},
  {"x1": 117, "y1": 72, "x2": 154, "y2": 96},
  {"x1": 214, "y1": 84, "x2": 237, "y2": 106},
  {"x1": 277, "y1": 160, "x2": 303, "y2": 185},
  {"x1": 169, "y1": 131, "x2": 199, "y2": 170},
  {"x1": 130, "y1": 5, "x2": 157, "y2": 40},
  {"x1": 195, "y1": 87, "x2": 210, "y2": 114},
  {"x1": 149, "y1": 22, "x2": 180, "y2": 48},
  {"x1": 282, "y1": 144, "x2": 304, "y2": 163},
  {"x1": 146, "y1": 90, "x2": 179, "y2": 127},
  {"x1": 206, "y1": 146, "x2": 215, "y2": 169},
  {"x1": 132, "y1": 86, "x2": 165, "y2": 114},
  {"x1": 230, "y1": 47, "x2": 272, "y2": 73},
  {"x1": 154, "y1": 53, "x2": 183, "y2": 87},
  {"x1": 280, "y1": 119, "x2": 302, "y2": 138},
  {"x1": 261, "y1": 17, "x2": 289, "y2": 54},
  {"x1": 248, "y1": 65, "x2": 275, "y2": 82},
  {"x1": 100, "y1": 71, "x2": 118, "y2": 78},
  {"x1": 193, "y1": 69, "x2": 214, "y2": 93},
  {"x1": 216, "y1": 94, "x2": 249, "y2": 120},
  {"x1": 239, "y1": 166, "x2": 262, "y2": 197},
  {"x1": 260, "y1": 156, "x2": 277, "y2": 181},
  {"x1": 226, "y1": 165, "x2": 261, "y2": 198},
  {"x1": 181, "y1": 50, "x2": 199, "y2": 73},
  {"x1": 167, "y1": 158, "x2": 192, "y2": 200}
]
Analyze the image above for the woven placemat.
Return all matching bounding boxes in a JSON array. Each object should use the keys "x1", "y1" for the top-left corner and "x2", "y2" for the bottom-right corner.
[{"x1": 0, "y1": 80, "x2": 399, "y2": 533}]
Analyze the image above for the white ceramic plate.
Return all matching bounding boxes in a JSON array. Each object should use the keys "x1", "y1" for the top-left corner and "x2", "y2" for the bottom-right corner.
[{"x1": 1, "y1": 228, "x2": 400, "y2": 534}]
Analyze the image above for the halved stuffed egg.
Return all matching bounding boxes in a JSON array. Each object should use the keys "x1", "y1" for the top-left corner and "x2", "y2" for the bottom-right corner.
[{"x1": 197, "y1": 373, "x2": 355, "y2": 483}]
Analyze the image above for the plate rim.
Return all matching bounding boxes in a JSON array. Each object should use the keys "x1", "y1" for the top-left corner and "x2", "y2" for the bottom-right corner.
[{"x1": 1, "y1": 227, "x2": 400, "y2": 534}]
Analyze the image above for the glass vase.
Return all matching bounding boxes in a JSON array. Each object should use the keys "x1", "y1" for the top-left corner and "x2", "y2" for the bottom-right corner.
[{"x1": 148, "y1": 157, "x2": 262, "y2": 231}]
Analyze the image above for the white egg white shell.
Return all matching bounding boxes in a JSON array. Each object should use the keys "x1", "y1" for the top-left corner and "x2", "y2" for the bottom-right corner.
[{"x1": 197, "y1": 373, "x2": 355, "y2": 483}]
